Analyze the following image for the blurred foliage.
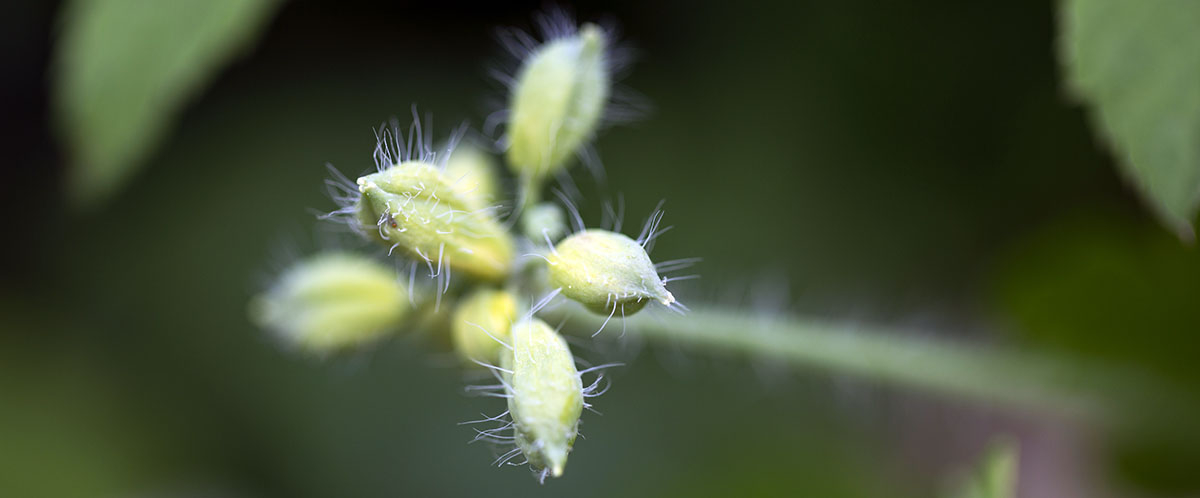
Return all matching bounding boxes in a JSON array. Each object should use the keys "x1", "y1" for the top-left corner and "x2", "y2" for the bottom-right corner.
[
  {"x1": 0, "y1": 301, "x2": 178, "y2": 498},
  {"x1": 1060, "y1": 0, "x2": 1200, "y2": 238},
  {"x1": 54, "y1": 0, "x2": 282, "y2": 208},
  {"x1": 995, "y1": 214, "x2": 1200, "y2": 386},
  {"x1": 994, "y1": 213, "x2": 1200, "y2": 493},
  {"x1": 944, "y1": 439, "x2": 1017, "y2": 498}
]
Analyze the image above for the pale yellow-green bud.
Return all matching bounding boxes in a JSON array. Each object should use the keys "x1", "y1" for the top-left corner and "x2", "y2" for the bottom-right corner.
[
  {"x1": 356, "y1": 161, "x2": 515, "y2": 282},
  {"x1": 250, "y1": 253, "x2": 408, "y2": 353},
  {"x1": 443, "y1": 144, "x2": 502, "y2": 204},
  {"x1": 506, "y1": 23, "x2": 609, "y2": 183},
  {"x1": 521, "y1": 202, "x2": 568, "y2": 242},
  {"x1": 548, "y1": 229, "x2": 674, "y2": 315},
  {"x1": 501, "y1": 318, "x2": 582, "y2": 478},
  {"x1": 451, "y1": 289, "x2": 517, "y2": 364}
]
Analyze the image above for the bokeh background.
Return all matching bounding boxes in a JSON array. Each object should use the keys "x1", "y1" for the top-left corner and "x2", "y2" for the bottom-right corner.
[{"x1": 3, "y1": 1, "x2": 1199, "y2": 497}]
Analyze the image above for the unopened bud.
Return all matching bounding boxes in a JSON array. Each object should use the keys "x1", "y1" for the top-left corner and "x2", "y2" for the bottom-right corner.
[
  {"x1": 451, "y1": 289, "x2": 518, "y2": 364},
  {"x1": 356, "y1": 161, "x2": 515, "y2": 282},
  {"x1": 548, "y1": 229, "x2": 674, "y2": 315},
  {"x1": 521, "y1": 202, "x2": 568, "y2": 243},
  {"x1": 443, "y1": 144, "x2": 502, "y2": 204},
  {"x1": 250, "y1": 253, "x2": 408, "y2": 353},
  {"x1": 501, "y1": 318, "x2": 582, "y2": 478},
  {"x1": 506, "y1": 23, "x2": 610, "y2": 183}
]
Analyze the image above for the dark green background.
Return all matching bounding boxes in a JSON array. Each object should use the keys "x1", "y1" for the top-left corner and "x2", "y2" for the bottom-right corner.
[{"x1": 3, "y1": 1, "x2": 1198, "y2": 497}]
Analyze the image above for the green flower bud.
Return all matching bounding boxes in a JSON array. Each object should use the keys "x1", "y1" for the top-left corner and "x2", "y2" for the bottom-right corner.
[
  {"x1": 250, "y1": 253, "x2": 408, "y2": 353},
  {"x1": 501, "y1": 318, "x2": 582, "y2": 479},
  {"x1": 520, "y1": 202, "x2": 568, "y2": 243},
  {"x1": 548, "y1": 229, "x2": 675, "y2": 315},
  {"x1": 356, "y1": 161, "x2": 515, "y2": 282},
  {"x1": 506, "y1": 23, "x2": 610, "y2": 183},
  {"x1": 451, "y1": 289, "x2": 517, "y2": 364},
  {"x1": 443, "y1": 143, "x2": 502, "y2": 204}
]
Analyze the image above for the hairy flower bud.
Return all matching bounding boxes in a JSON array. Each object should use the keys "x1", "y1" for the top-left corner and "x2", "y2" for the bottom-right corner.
[
  {"x1": 451, "y1": 289, "x2": 517, "y2": 364},
  {"x1": 443, "y1": 143, "x2": 501, "y2": 204},
  {"x1": 548, "y1": 229, "x2": 674, "y2": 315},
  {"x1": 506, "y1": 23, "x2": 610, "y2": 183},
  {"x1": 502, "y1": 318, "x2": 582, "y2": 478},
  {"x1": 250, "y1": 253, "x2": 408, "y2": 353},
  {"x1": 356, "y1": 161, "x2": 515, "y2": 282}
]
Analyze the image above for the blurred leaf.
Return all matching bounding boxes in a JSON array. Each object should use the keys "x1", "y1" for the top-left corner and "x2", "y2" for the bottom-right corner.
[
  {"x1": 945, "y1": 439, "x2": 1017, "y2": 498},
  {"x1": 993, "y1": 214, "x2": 1200, "y2": 493},
  {"x1": 994, "y1": 215, "x2": 1200, "y2": 384},
  {"x1": 0, "y1": 304, "x2": 172, "y2": 498},
  {"x1": 1060, "y1": 0, "x2": 1200, "y2": 239},
  {"x1": 54, "y1": 0, "x2": 282, "y2": 209}
]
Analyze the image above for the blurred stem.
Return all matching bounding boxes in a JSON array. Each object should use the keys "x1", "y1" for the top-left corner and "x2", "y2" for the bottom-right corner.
[
  {"x1": 541, "y1": 305, "x2": 1154, "y2": 421},
  {"x1": 518, "y1": 173, "x2": 543, "y2": 217}
]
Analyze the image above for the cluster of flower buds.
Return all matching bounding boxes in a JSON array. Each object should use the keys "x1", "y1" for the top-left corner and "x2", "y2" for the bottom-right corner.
[{"x1": 250, "y1": 10, "x2": 692, "y2": 482}]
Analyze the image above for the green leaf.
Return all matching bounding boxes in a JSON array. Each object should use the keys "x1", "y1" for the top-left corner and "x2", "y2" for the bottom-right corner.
[
  {"x1": 1060, "y1": 0, "x2": 1200, "y2": 239},
  {"x1": 993, "y1": 214, "x2": 1200, "y2": 493},
  {"x1": 54, "y1": 0, "x2": 282, "y2": 209},
  {"x1": 946, "y1": 439, "x2": 1018, "y2": 498}
]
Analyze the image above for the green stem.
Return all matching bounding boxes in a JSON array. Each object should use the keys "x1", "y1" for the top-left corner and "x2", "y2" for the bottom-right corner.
[
  {"x1": 518, "y1": 173, "x2": 543, "y2": 218},
  {"x1": 540, "y1": 305, "x2": 1157, "y2": 421}
]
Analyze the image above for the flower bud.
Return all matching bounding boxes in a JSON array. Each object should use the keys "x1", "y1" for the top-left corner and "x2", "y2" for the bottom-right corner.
[
  {"x1": 451, "y1": 289, "x2": 517, "y2": 364},
  {"x1": 548, "y1": 229, "x2": 674, "y2": 315},
  {"x1": 501, "y1": 318, "x2": 582, "y2": 478},
  {"x1": 443, "y1": 143, "x2": 502, "y2": 204},
  {"x1": 250, "y1": 253, "x2": 408, "y2": 353},
  {"x1": 356, "y1": 161, "x2": 515, "y2": 282},
  {"x1": 521, "y1": 202, "x2": 568, "y2": 243},
  {"x1": 506, "y1": 23, "x2": 610, "y2": 183}
]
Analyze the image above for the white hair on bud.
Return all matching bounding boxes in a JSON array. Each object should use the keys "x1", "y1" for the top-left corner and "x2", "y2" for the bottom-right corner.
[
  {"x1": 322, "y1": 108, "x2": 467, "y2": 235},
  {"x1": 600, "y1": 192, "x2": 626, "y2": 233},
  {"x1": 551, "y1": 188, "x2": 586, "y2": 234},
  {"x1": 371, "y1": 106, "x2": 468, "y2": 173}
]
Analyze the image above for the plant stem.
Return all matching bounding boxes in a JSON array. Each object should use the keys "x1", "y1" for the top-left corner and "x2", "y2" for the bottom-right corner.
[{"x1": 540, "y1": 305, "x2": 1152, "y2": 421}]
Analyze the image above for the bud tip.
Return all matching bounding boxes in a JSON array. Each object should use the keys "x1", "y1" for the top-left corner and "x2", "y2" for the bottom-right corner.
[{"x1": 660, "y1": 290, "x2": 676, "y2": 306}]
